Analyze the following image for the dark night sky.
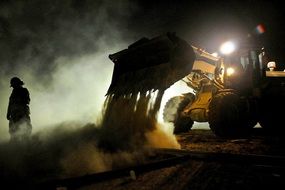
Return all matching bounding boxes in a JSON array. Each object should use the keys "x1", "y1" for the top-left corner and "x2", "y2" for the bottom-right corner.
[
  {"x1": 0, "y1": 0, "x2": 284, "y2": 74},
  {"x1": 131, "y1": 0, "x2": 285, "y2": 65},
  {"x1": 0, "y1": 0, "x2": 285, "y2": 139}
]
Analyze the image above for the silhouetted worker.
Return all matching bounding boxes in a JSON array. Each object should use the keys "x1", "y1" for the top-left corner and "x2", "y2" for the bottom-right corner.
[{"x1": 6, "y1": 77, "x2": 32, "y2": 142}]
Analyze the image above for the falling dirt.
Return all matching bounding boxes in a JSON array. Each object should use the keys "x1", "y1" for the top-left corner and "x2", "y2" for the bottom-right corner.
[{"x1": 98, "y1": 89, "x2": 168, "y2": 151}]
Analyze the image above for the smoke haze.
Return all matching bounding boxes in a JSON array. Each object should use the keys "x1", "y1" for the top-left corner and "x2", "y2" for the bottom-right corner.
[
  {"x1": 0, "y1": 0, "x2": 138, "y2": 140},
  {"x1": 0, "y1": 1, "x2": 181, "y2": 188}
]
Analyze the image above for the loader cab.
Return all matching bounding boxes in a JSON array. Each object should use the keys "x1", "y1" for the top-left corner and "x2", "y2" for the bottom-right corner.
[
  {"x1": 222, "y1": 53, "x2": 247, "y2": 90},
  {"x1": 221, "y1": 45, "x2": 265, "y2": 92}
]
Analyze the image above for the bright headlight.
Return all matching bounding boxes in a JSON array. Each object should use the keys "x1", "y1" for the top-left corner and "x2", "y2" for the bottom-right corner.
[
  {"x1": 226, "y1": 67, "x2": 235, "y2": 76},
  {"x1": 220, "y1": 41, "x2": 235, "y2": 55}
]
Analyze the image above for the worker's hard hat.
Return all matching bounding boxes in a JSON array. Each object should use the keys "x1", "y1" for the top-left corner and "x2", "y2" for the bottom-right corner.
[{"x1": 10, "y1": 77, "x2": 24, "y2": 87}]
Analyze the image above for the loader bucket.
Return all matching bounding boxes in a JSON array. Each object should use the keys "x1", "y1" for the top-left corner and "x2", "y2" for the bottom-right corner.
[{"x1": 107, "y1": 33, "x2": 196, "y2": 96}]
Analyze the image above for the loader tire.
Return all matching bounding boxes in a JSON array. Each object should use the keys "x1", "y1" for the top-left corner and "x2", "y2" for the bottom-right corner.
[
  {"x1": 163, "y1": 93, "x2": 195, "y2": 134},
  {"x1": 209, "y1": 91, "x2": 254, "y2": 138}
]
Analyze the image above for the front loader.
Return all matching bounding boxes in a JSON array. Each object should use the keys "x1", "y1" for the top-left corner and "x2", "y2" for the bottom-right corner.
[{"x1": 107, "y1": 33, "x2": 285, "y2": 137}]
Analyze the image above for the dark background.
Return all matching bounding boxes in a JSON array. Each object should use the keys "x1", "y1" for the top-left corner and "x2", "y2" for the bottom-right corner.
[
  {"x1": 0, "y1": 0, "x2": 284, "y2": 75},
  {"x1": 132, "y1": 0, "x2": 285, "y2": 67}
]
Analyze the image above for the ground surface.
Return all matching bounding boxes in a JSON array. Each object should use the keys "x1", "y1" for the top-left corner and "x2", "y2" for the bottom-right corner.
[
  {"x1": 2, "y1": 128, "x2": 284, "y2": 189},
  {"x1": 67, "y1": 128, "x2": 285, "y2": 190}
]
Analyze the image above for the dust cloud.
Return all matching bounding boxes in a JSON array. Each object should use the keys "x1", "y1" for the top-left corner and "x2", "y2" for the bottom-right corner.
[
  {"x1": 0, "y1": 1, "x2": 181, "y2": 188},
  {"x1": 58, "y1": 88, "x2": 181, "y2": 178},
  {"x1": 0, "y1": 0, "x2": 137, "y2": 141},
  {"x1": 0, "y1": 96, "x2": 180, "y2": 187}
]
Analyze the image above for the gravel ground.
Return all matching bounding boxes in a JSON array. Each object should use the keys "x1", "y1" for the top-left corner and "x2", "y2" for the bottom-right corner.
[
  {"x1": 73, "y1": 128, "x2": 285, "y2": 190},
  {"x1": 1, "y1": 128, "x2": 284, "y2": 189}
]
